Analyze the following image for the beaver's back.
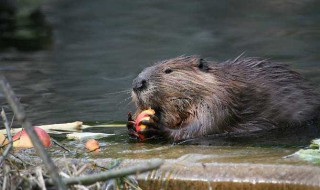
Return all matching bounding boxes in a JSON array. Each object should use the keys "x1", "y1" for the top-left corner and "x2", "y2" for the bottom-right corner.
[
  {"x1": 219, "y1": 58, "x2": 320, "y2": 129},
  {"x1": 130, "y1": 55, "x2": 320, "y2": 141}
]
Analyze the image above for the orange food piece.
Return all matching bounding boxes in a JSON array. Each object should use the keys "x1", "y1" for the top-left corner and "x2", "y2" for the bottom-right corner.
[
  {"x1": 85, "y1": 139, "x2": 100, "y2": 152},
  {"x1": 12, "y1": 127, "x2": 51, "y2": 148},
  {"x1": 135, "y1": 109, "x2": 155, "y2": 139}
]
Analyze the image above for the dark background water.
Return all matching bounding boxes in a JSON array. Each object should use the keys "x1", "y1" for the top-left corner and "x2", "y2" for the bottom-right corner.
[{"x1": 0, "y1": 0, "x2": 319, "y2": 125}]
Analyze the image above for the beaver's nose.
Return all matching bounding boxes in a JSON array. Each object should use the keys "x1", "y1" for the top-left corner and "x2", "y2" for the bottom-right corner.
[{"x1": 132, "y1": 77, "x2": 147, "y2": 91}]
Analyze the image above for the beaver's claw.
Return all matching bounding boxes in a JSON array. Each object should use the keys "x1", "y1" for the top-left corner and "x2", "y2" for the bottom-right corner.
[
  {"x1": 138, "y1": 114, "x2": 169, "y2": 139},
  {"x1": 127, "y1": 112, "x2": 139, "y2": 139},
  {"x1": 127, "y1": 112, "x2": 168, "y2": 140}
]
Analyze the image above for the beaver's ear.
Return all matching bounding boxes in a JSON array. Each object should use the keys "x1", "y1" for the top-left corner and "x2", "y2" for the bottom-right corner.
[{"x1": 198, "y1": 58, "x2": 209, "y2": 72}]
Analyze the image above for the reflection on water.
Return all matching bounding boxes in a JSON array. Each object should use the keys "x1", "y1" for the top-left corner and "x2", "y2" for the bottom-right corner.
[{"x1": 0, "y1": 0, "x2": 319, "y2": 125}]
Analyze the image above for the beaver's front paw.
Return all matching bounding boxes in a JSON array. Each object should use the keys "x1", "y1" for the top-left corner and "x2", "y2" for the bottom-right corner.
[
  {"x1": 126, "y1": 112, "x2": 139, "y2": 139},
  {"x1": 127, "y1": 110, "x2": 169, "y2": 140},
  {"x1": 137, "y1": 114, "x2": 158, "y2": 138}
]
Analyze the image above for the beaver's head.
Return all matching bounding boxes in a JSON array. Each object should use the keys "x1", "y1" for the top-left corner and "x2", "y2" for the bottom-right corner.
[{"x1": 131, "y1": 56, "x2": 219, "y2": 129}]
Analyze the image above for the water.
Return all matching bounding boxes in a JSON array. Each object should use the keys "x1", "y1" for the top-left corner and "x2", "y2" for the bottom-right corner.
[
  {"x1": 2, "y1": 1, "x2": 320, "y2": 176},
  {"x1": 0, "y1": 0, "x2": 319, "y2": 125},
  {"x1": 16, "y1": 125, "x2": 319, "y2": 166}
]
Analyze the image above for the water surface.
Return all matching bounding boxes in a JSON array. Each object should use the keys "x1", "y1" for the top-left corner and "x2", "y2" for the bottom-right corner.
[
  {"x1": 1, "y1": 0, "x2": 320, "y2": 167},
  {"x1": 0, "y1": 0, "x2": 319, "y2": 125}
]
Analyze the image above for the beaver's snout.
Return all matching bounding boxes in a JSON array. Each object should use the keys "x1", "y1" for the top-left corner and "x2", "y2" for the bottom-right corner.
[{"x1": 132, "y1": 76, "x2": 147, "y2": 92}]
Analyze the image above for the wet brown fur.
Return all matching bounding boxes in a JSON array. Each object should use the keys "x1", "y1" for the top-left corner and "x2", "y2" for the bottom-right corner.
[{"x1": 132, "y1": 56, "x2": 320, "y2": 141}]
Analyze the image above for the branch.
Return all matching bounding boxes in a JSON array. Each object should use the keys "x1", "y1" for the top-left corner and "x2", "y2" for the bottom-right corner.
[
  {"x1": 50, "y1": 159, "x2": 164, "y2": 186},
  {"x1": 0, "y1": 109, "x2": 13, "y2": 165},
  {"x1": 0, "y1": 76, "x2": 67, "y2": 190}
]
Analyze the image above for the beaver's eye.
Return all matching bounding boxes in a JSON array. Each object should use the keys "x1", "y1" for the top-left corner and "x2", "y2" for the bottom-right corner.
[
  {"x1": 198, "y1": 58, "x2": 209, "y2": 71},
  {"x1": 164, "y1": 68, "x2": 173, "y2": 74}
]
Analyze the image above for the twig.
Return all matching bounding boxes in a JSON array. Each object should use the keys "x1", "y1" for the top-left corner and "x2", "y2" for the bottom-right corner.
[
  {"x1": 36, "y1": 167, "x2": 47, "y2": 190},
  {"x1": 123, "y1": 177, "x2": 142, "y2": 190},
  {"x1": 0, "y1": 108, "x2": 13, "y2": 166},
  {"x1": 9, "y1": 153, "x2": 36, "y2": 167},
  {"x1": 0, "y1": 76, "x2": 67, "y2": 190},
  {"x1": 9, "y1": 112, "x2": 15, "y2": 128},
  {"x1": 74, "y1": 164, "x2": 89, "y2": 176},
  {"x1": 0, "y1": 121, "x2": 83, "y2": 134},
  {"x1": 59, "y1": 171, "x2": 89, "y2": 190},
  {"x1": 49, "y1": 159, "x2": 164, "y2": 186},
  {"x1": 51, "y1": 138, "x2": 71, "y2": 152},
  {"x1": 74, "y1": 185, "x2": 89, "y2": 190},
  {"x1": 59, "y1": 171, "x2": 70, "y2": 179},
  {"x1": 2, "y1": 164, "x2": 10, "y2": 190}
]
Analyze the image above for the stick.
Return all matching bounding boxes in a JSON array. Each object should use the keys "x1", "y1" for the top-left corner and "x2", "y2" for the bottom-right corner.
[
  {"x1": 9, "y1": 153, "x2": 36, "y2": 167},
  {"x1": 0, "y1": 76, "x2": 67, "y2": 190},
  {"x1": 0, "y1": 122, "x2": 126, "y2": 135},
  {"x1": 0, "y1": 109, "x2": 13, "y2": 165},
  {"x1": 49, "y1": 159, "x2": 164, "y2": 186},
  {"x1": 2, "y1": 164, "x2": 10, "y2": 190},
  {"x1": 74, "y1": 164, "x2": 90, "y2": 176},
  {"x1": 36, "y1": 167, "x2": 47, "y2": 190},
  {"x1": 0, "y1": 121, "x2": 83, "y2": 134},
  {"x1": 51, "y1": 138, "x2": 71, "y2": 152},
  {"x1": 35, "y1": 121, "x2": 83, "y2": 131}
]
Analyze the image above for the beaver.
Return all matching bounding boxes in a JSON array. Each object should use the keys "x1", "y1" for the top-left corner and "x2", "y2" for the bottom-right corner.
[{"x1": 127, "y1": 55, "x2": 320, "y2": 141}]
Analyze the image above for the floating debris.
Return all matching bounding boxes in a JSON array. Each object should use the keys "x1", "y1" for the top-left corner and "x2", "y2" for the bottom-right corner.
[
  {"x1": 66, "y1": 132, "x2": 114, "y2": 140},
  {"x1": 295, "y1": 138, "x2": 320, "y2": 164}
]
